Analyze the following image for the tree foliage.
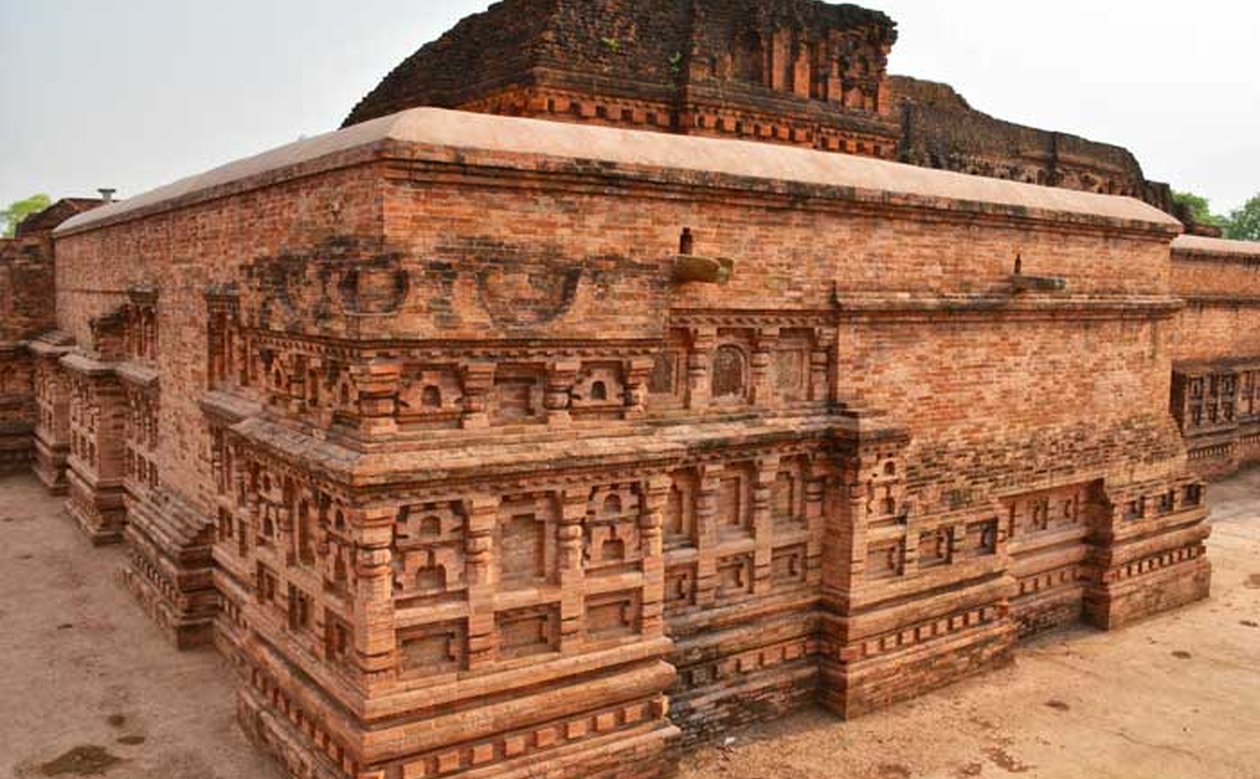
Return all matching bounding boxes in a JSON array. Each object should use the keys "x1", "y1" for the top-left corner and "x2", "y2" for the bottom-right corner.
[
  {"x1": 1, "y1": 193, "x2": 52, "y2": 238},
  {"x1": 1224, "y1": 194, "x2": 1260, "y2": 242},
  {"x1": 1172, "y1": 190, "x2": 1226, "y2": 228}
]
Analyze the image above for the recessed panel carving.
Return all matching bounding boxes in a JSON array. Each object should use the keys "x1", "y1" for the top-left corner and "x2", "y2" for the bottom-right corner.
[
  {"x1": 584, "y1": 484, "x2": 642, "y2": 574},
  {"x1": 585, "y1": 590, "x2": 642, "y2": 640},
  {"x1": 665, "y1": 564, "x2": 698, "y2": 613},
  {"x1": 498, "y1": 494, "x2": 556, "y2": 587},
  {"x1": 918, "y1": 527, "x2": 953, "y2": 569},
  {"x1": 866, "y1": 539, "x2": 904, "y2": 581},
  {"x1": 394, "y1": 501, "x2": 467, "y2": 603},
  {"x1": 398, "y1": 366, "x2": 462, "y2": 425},
  {"x1": 497, "y1": 605, "x2": 560, "y2": 660},
  {"x1": 399, "y1": 620, "x2": 467, "y2": 677},
  {"x1": 665, "y1": 468, "x2": 699, "y2": 549},
  {"x1": 716, "y1": 553, "x2": 754, "y2": 599},
  {"x1": 492, "y1": 367, "x2": 544, "y2": 424},
  {"x1": 965, "y1": 520, "x2": 999, "y2": 557},
  {"x1": 572, "y1": 363, "x2": 625, "y2": 417},
  {"x1": 775, "y1": 329, "x2": 815, "y2": 402},
  {"x1": 772, "y1": 545, "x2": 807, "y2": 585},
  {"x1": 717, "y1": 463, "x2": 754, "y2": 539},
  {"x1": 712, "y1": 344, "x2": 748, "y2": 401},
  {"x1": 772, "y1": 457, "x2": 808, "y2": 529}
]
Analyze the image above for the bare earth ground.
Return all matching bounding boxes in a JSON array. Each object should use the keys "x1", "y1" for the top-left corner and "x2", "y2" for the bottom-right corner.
[
  {"x1": 0, "y1": 476, "x2": 282, "y2": 779},
  {"x1": 0, "y1": 471, "x2": 1257, "y2": 779}
]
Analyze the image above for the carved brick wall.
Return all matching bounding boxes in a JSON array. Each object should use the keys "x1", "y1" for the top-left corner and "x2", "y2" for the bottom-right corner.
[
  {"x1": 30, "y1": 337, "x2": 74, "y2": 491},
  {"x1": 63, "y1": 353, "x2": 128, "y2": 544},
  {"x1": 53, "y1": 167, "x2": 385, "y2": 503}
]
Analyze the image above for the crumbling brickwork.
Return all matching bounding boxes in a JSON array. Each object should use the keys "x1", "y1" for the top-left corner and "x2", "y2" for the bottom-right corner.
[
  {"x1": 0, "y1": 340, "x2": 35, "y2": 474},
  {"x1": 0, "y1": 236, "x2": 44, "y2": 474},
  {"x1": 347, "y1": 0, "x2": 901, "y2": 161},
  {"x1": 890, "y1": 76, "x2": 1173, "y2": 209},
  {"x1": 34, "y1": 106, "x2": 1211, "y2": 778},
  {"x1": 0, "y1": 200, "x2": 102, "y2": 474},
  {"x1": 343, "y1": 0, "x2": 1172, "y2": 212}
]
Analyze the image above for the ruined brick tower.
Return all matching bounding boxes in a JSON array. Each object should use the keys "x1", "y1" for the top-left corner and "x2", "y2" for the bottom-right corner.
[
  {"x1": 346, "y1": 0, "x2": 1174, "y2": 210},
  {"x1": 347, "y1": 0, "x2": 900, "y2": 156},
  {"x1": 3, "y1": 1, "x2": 1254, "y2": 778}
]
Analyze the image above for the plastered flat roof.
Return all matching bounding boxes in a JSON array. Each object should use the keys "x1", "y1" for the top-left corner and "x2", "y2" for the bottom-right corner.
[
  {"x1": 56, "y1": 107, "x2": 1182, "y2": 235},
  {"x1": 1173, "y1": 235, "x2": 1260, "y2": 257}
]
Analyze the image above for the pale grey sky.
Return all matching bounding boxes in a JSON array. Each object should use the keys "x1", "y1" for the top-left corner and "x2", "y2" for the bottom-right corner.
[{"x1": 1, "y1": 1, "x2": 1256, "y2": 215}]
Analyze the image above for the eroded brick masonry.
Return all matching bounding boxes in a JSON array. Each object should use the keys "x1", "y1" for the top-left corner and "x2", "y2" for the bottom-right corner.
[{"x1": 2, "y1": 2, "x2": 1254, "y2": 778}]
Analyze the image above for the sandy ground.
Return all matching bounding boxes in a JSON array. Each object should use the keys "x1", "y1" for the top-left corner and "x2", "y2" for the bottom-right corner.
[
  {"x1": 0, "y1": 475, "x2": 282, "y2": 779},
  {"x1": 0, "y1": 469, "x2": 1256, "y2": 779}
]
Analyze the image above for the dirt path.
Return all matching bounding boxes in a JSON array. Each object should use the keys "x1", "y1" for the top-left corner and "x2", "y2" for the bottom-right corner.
[{"x1": 0, "y1": 476, "x2": 281, "y2": 779}]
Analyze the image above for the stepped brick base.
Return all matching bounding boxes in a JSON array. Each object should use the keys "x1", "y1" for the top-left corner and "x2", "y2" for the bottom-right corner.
[
  {"x1": 1087, "y1": 556, "x2": 1212, "y2": 630},
  {"x1": 66, "y1": 468, "x2": 127, "y2": 546},
  {"x1": 238, "y1": 685, "x2": 679, "y2": 779},
  {"x1": 821, "y1": 619, "x2": 1018, "y2": 720},
  {"x1": 33, "y1": 433, "x2": 70, "y2": 493},
  {"x1": 668, "y1": 603, "x2": 822, "y2": 747},
  {"x1": 122, "y1": 491, "x2": 218, "y2": 649}
]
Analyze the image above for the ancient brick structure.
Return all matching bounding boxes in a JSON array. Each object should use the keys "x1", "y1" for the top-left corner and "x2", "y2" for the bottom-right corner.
[
  {"x1": 27, "y1": 105, "x2": 1208, "y2": 778},
  {"x1": 344, "y1": 0, "x2": 1173, "y2": 212},
  {"x1": 30, "y1": 332, "x2": 76, "y2": 492},
  {"x1": 1170, "y1": 236, "x2": 1260, "y2": 478},
  {"x1": 0, "y1": 199, "x2": 101, "y2": 475},
  {"x1": 3, "y1": 2, "x2": 1255, "y2": 778},
  {"x1": 346, "y1": 0, "x2": 901, "y2": 160},
  {"x1": 889, "y1": 76, "x2": 1175, "y2": 210},
  {"x1": 0, "y1": 338, "x2": 34, "y2": 474}
]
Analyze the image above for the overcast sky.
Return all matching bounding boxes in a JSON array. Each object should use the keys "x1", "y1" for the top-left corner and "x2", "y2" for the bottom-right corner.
[{"x1": 1, "y1": 0, "x2": 1256, "y2": 214}]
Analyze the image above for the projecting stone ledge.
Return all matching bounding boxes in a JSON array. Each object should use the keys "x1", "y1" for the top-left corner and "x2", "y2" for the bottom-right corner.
[
  {"x1": 1012, "y1": 273, "x2": 1068, "y2": 293},
  {"x1": 672, "y1": 255, "x2": 734, "y2": 284}
]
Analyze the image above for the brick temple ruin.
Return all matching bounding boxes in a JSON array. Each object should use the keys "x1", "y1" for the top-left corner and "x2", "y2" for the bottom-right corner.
[{"x1": 2, "y1": 1, "x2": 1258, "y2": 777}]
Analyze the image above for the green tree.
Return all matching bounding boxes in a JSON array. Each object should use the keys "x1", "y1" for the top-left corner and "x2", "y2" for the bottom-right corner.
[
  {"x1": 1, "y1": 193, "x2": 52, "y2": 238},
  {"x1": 1172, "y1": 190, "x2": 1226, "y2": 229},
  {"x1": 1224, "y1": 194, "x2": 1260, "y2": 242}
]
